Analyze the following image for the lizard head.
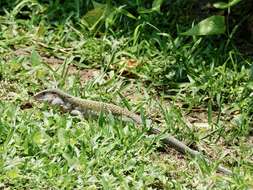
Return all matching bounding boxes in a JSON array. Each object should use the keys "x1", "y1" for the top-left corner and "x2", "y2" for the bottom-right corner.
[{"x1": 34, "y1": 89, "x2": 65, "y2": 106}]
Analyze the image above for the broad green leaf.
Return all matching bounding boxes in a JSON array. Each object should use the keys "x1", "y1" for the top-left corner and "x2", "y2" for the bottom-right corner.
[
  {"x1": 82, "y1": 1, "x2": 116, "y2": 32},
  {"x1": 181, "y1": 16, "x2": 225, "y2": 36},
  {"x1": 82, "y1": 2, "x2": 106, "y2": 29},
  {"x1": 33, "y1": 131, "x2": 42, "y2": 144},
  {"x1": 33, "y1": 131, "x2": 48, "y2": 145},
  {"x1": 152, "y1": 0, "x2": 164, "y2": 12},
  {"x1": 31, "y1": 49, "x2": 41, "y2": 65},
  {"x1": 213, "y1": 0, "x2": 242, "y2": 9}
]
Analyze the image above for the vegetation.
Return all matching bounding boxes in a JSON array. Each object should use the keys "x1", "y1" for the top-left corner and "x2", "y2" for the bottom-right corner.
[{"x1": 0, "y1": 0, "x2": 252, "y2": 189}]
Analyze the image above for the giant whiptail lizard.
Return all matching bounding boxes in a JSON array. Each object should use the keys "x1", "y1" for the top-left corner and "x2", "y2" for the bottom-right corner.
[{"x1": 34, "y1": 88, "x2": 232, "y2": 175}]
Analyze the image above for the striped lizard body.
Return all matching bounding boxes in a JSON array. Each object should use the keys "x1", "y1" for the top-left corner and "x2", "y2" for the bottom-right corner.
[{"x1": 34, "y1": 88, "x2": 232, "y2": 175}]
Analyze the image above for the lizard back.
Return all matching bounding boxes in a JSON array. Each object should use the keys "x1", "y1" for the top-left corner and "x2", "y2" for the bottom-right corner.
[{"x1": 47, "y1": 89, "x2": 143, "y2": 124}]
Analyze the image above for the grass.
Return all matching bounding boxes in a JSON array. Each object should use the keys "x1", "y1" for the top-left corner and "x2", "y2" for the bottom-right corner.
[{"x1": 0, "y1": 1, "x2": 253, "y2": 189}]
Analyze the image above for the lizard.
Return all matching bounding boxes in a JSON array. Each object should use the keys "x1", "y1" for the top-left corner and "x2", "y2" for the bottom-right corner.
[{"x1": 34, "y1": 88, "x2": 232, "y2": 175}]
